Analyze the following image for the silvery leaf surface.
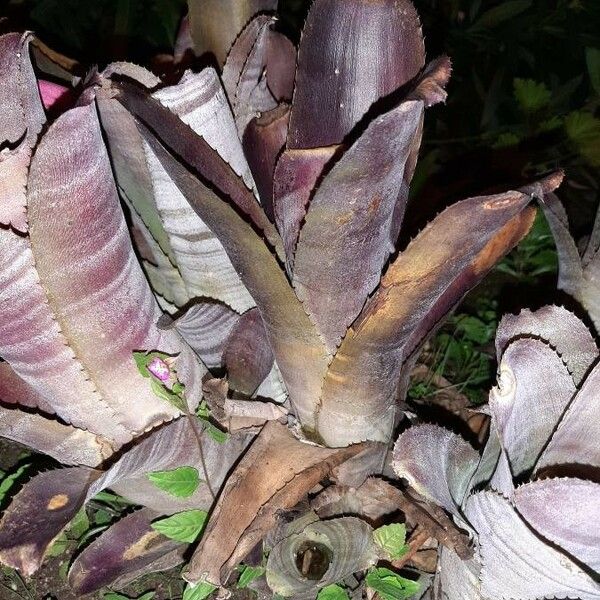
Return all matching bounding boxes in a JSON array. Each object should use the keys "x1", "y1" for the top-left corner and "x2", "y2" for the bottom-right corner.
[
  {"x1": 489, "y1": 338, "x2": 576, "y2": 477},
  {"x1": 514, "y1": 478, "x2": 600, "y2": 573},
  {"x1": 465, "y1": 491, "x2": 600, "y2": 599},
  {"x1": 495, "y1": 305, "x2": 597, "y2": 385},
  {"x1": 392, "y1": 424, "x2": 479, "y2": 518}
]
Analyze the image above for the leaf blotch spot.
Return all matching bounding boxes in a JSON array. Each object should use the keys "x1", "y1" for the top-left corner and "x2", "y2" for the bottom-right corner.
[{"x1": 47, "y1": 494, "x2": 69, "y2": 511}]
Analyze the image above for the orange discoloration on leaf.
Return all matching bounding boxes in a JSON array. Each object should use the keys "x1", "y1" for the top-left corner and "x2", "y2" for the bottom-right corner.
[
  {"x1": 122, "y1": 530, "x2": 161, "y2": 560},
  {"x1": 46, "y1": 494, "x2": 69, "y2": 511}
]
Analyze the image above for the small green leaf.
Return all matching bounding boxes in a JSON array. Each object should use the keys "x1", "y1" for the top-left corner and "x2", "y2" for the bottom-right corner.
[
  {"x1": 237, "y1": 565, "x2": 265, "y2": 588},
  {"x1": 150, "y1": 379, "x2": 186, "y2": 411},
  {"x1": 69, "y1": 508, "x2": 90, "y2": 539},
  {"x1": 513, "y1": 79, "x2": 551, "y2": 113},
  {"x1": 133, "y1": 351, "x2": 151, "y2": 378},
  {"x1": 317, "y1": 584, "x2": 350, "y2": 600},
  {"x1": 565, "y1": 111, "x2": 600, "y2": 166},
  {"x1": 147, "y1": 466, "x2": 200, "y2": 497},
  {"x1": 203, "y1": 420, "x2": 228, "y2": 444},
  {"x1": 0, "y1": 463, "x2": 30, "y2": 504},
  {"x1": 183, "y1": 582, "x2": 217, "y2": 600},
  {"x1": 151, "y1": 509, "x2": 208, "y2": 543},
  {"x1": 492, "y1": 132, "x2": 521, "y2": 149},
  {"x1": 373, "y1": 524, "x2": 409, "y2": 560},
  {"x1": 46, "y1": 532, "x2": 69, "y2": 557},
  {"x1": 366, "y1": 568, "x2": 420, "y2": 600}
]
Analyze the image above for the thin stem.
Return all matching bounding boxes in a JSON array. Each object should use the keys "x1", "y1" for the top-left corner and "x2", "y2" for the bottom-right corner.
[
  {"x1": 391, "y1": 525, "x2": 430, "y2": 570},
  {"x1": 185, "y1": 410, "x2": 216, "y2": 501}
]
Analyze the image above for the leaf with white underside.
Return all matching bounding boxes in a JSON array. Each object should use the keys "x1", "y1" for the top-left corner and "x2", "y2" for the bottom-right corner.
[{"x1": 151, "y1": 510, "x2": 208, "y2": 543}]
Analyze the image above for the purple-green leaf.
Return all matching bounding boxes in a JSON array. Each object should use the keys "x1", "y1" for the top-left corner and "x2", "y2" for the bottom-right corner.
[
  {"x1": 317, "y1": 191, "x2": 537, "y2": 446},
  {"x1": 292, "y1": 100, "x2": 424, "y2": 352},
  {"x1": 69, "y1": 508, "x2": 185, "y2": 595}
]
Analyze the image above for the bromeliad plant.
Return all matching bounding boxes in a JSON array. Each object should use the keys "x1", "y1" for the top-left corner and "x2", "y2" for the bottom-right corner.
[
  {"x1": 394, "y1": 305, "x2": 600, "y2": 599},
  {"x1": 0, "y1": 0, "x2": 563, "y2": 595}
]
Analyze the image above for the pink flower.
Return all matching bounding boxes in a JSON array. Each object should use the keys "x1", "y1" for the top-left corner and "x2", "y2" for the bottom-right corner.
[{"x1": 147, "y1": 356, "x2": 170, "y2": 382}]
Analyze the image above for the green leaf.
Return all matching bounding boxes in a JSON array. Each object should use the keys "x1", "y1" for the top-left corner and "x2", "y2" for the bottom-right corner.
[
  {"x1": 147, "y1": 466, "x2": 201, "y2": 497},
  {"x1": 133, "y1": 351, "x2": 151, "y2": 378},
  {"x1": 513, "y1": 79, "x2": 551, "y2": 113},
  {"x1": 366, "y1": 568, "x2": 420, "y2": 600},
  {"x1": 183, "y1": 582, "x2": 217, "y2": 600},
  {"x1": 237, "y1": 565, "x2": 266, "y2": 588},
  {"x1": 69, "y1": 508, "x2": 90, "y2": 539},
  {"x1": 373, "y1": 524, "x2": 409, "y2": 560},
  {"x1": 565, "y1": 111, "x2": 600, "y2": 166},
  {"x1": 203, "y1": 420, "x2": 228, "y2": 444},
  {"x1": 151, "y1": 509, "x2": 208, "y2": 543},
  {"x1": 0, "y1": 463, "x2": 30, "y2": 504},
  {"x1": 492, "y1": 132, "x2": 521, "y2": 149},
  {"x1": 150, "y1": 379, "x2": 186, "y2": 411},
  {"x1": 471, "y1": 0, "x2": 531, "y2": 29},
  {"x1": 317, "y1": 584, "x2": 350, "y2": 600},
  {"x1": 586, "y1": 47, "x2": 600, "y2": 95}
]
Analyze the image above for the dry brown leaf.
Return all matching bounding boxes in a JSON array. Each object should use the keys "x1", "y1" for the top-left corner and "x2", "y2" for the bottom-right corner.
[{"x1": 184, "y1": 421, "x2": 369, "y2": 585}]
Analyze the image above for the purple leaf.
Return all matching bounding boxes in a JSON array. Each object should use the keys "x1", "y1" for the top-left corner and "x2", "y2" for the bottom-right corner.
[
  {"x1": 146, "y1": 69, "x2": 258, "y2": 312},
  {"x1": 115, "y1": 79, "x2": 284, "y2": 261},
  {"x1": 490, "y1": 338, "x2": 576, "y2": 477},
  {"x1": 137, "y1": 120, "x2": 329, "y2": 433},
  {"x1": 287, "y1": 0, "x2": 425, "y2": 149},
  {"x1": 265, "y1": 31, "x2": 296, "y2": 102},
  {"x1": 0, "y1": 223, "x2": 129, "y2": 444},
  {"x1": 26, "y1": 99, "x2": 205, "y2": 433},
  {"x1": 96, "y1": 92, "x2": 175, "y2": 262},
  {"x1": 0, "y1": 33, "x2": 45, "y2": 145},
  {"x1": 0, "y1": 468, "x2": 99, "y2": 576},
  {"x1": 537, "y1": 360, "x2": 600, "y2": 471},
  {"x1": 158, "y1": 302, "x2": 241, "y2": 369},
  {"x1": 0, "y1": 402, "x2": 109, "y2": 467},
  {"x1": 465, "y1": 491, "x2": 600, "y2": 599},
  {"x1": 392, "y1": 424, "x2": 479, "y2": 518},
  {"x1": 514, "y1": 478, "x2": 600, "y2": 572},
  {"x1": 243, "y1": 104, "x2": 290, "y2": 219},
  {"x1": 496, "y1": 305, "x2": 598, "y2": 385},
  {"x1": 68, "y1": 508, "x2": 185, "y2": 594},
  {"x1": 0, "y1": 33, "x2": 46, "y2": 233},
  {"x1": 317, "y1": 191, "x2": 537, "y2": 446},
  {"x1": 292, "y1": 100, "x2": 424, "y2": 352},
  {"x1": 273, "y1": 145, "x2": 339, "y2": 271},
  {"x1": 539, "y1": 194, "x2": 585, "y2": 302},
  {"x1": 222, "y1": 308, "x2": 274, "y2": 395},
  {"x1": 225, "y1": 16, "x2": 278, "y2": 134}
]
